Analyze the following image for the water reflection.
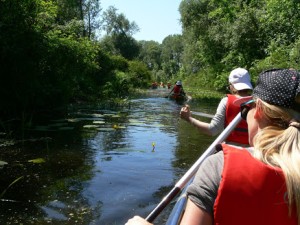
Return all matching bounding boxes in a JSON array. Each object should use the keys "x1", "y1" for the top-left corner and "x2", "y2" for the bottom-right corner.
[
  {"x1": 0, "y1": 91, "x2": 218, "y2": 225},
  {"x1": 84, "y1": 97, "x2": 182, "y2": 224}
]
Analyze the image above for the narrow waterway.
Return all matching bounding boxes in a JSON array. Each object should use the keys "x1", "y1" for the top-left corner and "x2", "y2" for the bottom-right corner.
[{"x1": 0, "y1": 89, "x2": 218, "y2": 225}]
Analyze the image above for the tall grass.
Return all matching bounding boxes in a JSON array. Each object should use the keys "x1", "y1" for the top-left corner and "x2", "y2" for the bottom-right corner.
[{"x1": 182, "y1": 74, "x2": 224, "y2": 104}]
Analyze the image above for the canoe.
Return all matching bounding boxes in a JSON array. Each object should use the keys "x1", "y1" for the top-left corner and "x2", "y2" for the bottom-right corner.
[
  {"x1": 168, "y1": 94, "x2": 188, "y2": 103},
  {"x1": 165, "y1": 179, "x2": 192, "y2": 225}
]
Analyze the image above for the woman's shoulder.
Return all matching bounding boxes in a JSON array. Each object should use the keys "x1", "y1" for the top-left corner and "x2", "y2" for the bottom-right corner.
[
  {"x1": 202, "y1": 150, "x2": 224, "y2": 172},
  {"x1": 219, "y1": 96, "x2": 228, "y2": 105}
]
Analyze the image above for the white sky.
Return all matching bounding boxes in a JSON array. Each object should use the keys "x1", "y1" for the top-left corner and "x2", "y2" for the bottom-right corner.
[{"x1": 100, "y1": 0, "x2": 183, "y2": 43}]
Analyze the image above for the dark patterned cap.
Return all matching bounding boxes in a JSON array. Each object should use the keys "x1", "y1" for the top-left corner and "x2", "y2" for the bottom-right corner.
[{"x1": 253, "y1": 69, "x2": 300, "y2": 111}]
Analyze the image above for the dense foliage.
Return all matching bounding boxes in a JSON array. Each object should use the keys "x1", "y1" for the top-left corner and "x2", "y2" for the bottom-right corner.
[
  {"x1": 0, "y1": 0, "x2": 152, "y2": 127},
  {"x1": 179, "y1": 0, "x2": 300, "y2": 89},
  {"x1": 1, "y1": 0, "x2": 300, "y2": 132}
]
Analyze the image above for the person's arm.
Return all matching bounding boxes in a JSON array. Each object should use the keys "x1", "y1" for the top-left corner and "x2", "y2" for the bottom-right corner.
[
  {"x1": 189, "y1": 117, "x2": 212, "y2": 136},
  {"x1": 181, "y1": 151, "x2": 223, "y2": 225},
  {"x1": 180, "y1": 105, "x2": 213, "y2": 136},
  {"x1": 208, "y1": 97, "x2": 227, "y2": 135},
  {"x1": 180, "y1": 98, "x2": 227, "y2": 136},
  {"x1": 180, "y1": 199, "x2": 213, "y2": 225},
  {"x1": 125, "y1": 216, "x2": 153, "y2": 225}
]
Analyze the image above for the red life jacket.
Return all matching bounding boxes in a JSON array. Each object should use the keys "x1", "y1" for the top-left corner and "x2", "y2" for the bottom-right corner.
[
  {"x1": 224, "y1": 94, "x2": 249, "y2": 144},
  {"x1": 214, "y1": 144, "x2": 297, "y2": 225},
  {"x1": 173, "y1": 85, "x2": 182, "y2": 95}
]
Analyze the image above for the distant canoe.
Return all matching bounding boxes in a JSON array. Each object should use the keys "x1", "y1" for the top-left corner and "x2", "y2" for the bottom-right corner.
[{"x1": 168, "y1": 94, "x2": 188, "y2": 103}]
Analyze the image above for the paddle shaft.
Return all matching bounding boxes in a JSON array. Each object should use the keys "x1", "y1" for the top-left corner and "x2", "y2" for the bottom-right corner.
[
  {"x1": 191, "y1": 111, "x2": 214, "y2": 119},
  {"x1": 146, "y1": 113, "x2": 242, "y2": 222},
  {"x1": 165, "y1": 87, "x2": 174, "y2": 98}
]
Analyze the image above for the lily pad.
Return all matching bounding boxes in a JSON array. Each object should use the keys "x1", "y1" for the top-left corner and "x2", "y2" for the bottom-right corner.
[
  {"x1": 28, "y1": 158, "x2": 46, "y2": 164},
  {"x1": 93, "y1": 121, "x2": 105, "y2": 124},
  {"x1": 128, "y1": 119, "x2": 144, "y2": 126},
  {"x1": 83, "y1": 125, "x2": 99, "y2": 129},
  {"x1": 91, "y1": 113, "x2": 104, "y2": 118},
  {"x1": 67, "y1": 118, "x2": 82, "y2": 123},
  {"x1": 103, "y1": 113, "x2": 116, "y2": 117},
  {"x1": 0, "y1": 160, "x2": 8, "y2": 169}
]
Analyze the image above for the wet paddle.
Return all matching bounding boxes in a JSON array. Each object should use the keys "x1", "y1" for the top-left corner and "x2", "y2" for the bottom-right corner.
[
  {"x1": 191, "y1": 111, "x2": 214, "y2": 119},
  {"x1": 165, "y1": 89, "x2": 174, "y2": 98},
  {"x1": 145, "y1": 113, "x2": 242, "y2": 222}
]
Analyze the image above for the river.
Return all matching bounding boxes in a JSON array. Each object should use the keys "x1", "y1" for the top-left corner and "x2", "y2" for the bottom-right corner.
[{"x1": 0, "y1": 88, "x2": 217, "y2": 225}]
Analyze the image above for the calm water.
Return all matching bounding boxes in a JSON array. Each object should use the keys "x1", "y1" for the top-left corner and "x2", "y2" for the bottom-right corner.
[{"x1": 0, "y1": 89, "x2": 217, "y2": 225}]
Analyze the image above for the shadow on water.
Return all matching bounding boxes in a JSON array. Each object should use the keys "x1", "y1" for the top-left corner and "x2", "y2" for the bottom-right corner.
[{"x1": 0, "y1": 88, "x2": 218, "y2": 224}]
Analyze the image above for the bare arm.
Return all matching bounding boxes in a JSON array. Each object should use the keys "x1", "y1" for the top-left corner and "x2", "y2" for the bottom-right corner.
[
  {"x1": 125, "y1": 216, "x2": 153, "y2": 225},
  {"x1": 180, "y1": 105, "x2": 212, "y2": 136},
  {"x1": 180, "y1": 199, "x2": 213, "y2": 225},
  {"x1": 180, "y1": 98, "x2": 227, "y2": 136},
  {"x1": 124, "y1": 199, "x2": 213, "y2": 225}
]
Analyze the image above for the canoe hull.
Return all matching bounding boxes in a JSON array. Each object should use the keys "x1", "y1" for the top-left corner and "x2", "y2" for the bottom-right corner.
[
  {"x1": 168, "y1": 94, "x2": 187, "y2": 103},
  {"x1": 165, "y1": 192, "x2": 187, "y2": 225},
  {"x1": 165, "y1": 177, "x2": 193, "y2": 225}
]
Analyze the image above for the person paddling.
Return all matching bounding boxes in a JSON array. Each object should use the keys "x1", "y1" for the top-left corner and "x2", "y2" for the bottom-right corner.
[
  {"x1": 180, "y1": 68, "x2": 253, "y2": 146},
  {"x1": 168, "y1": 80, "x2": 185, "y2": 98},
  {"x1": 125, "y1": 68, "x2": 300, "y2": 225}
]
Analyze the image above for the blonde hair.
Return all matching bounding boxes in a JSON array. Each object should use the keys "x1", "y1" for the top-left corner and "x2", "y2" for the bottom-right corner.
[{"x1": 253, "y1": 100, "x2": 300, "y2": 221}]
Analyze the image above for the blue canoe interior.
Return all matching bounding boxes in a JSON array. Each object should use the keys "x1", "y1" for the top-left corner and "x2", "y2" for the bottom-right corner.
[
  {"x1": 165, "y1": 188, "x2": 187, "y2": 224},
  {"x1": 165, "y1": 178, "x2": 193, "y2": 225}
]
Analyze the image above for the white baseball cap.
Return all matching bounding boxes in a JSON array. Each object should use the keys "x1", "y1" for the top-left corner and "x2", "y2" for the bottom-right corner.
[
  {"x1": 228, "y1": 68, "x2": 253, "y2": 90},
  {"x1": 176, "y1": 81, "x2": 182, "y2": 85}
]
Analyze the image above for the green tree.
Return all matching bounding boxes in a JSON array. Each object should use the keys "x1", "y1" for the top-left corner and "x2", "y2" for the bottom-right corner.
[
  {"x1": 0, "y1": 0, "x2": 110, "y2": 124},
  {"x1": 82, "y1": 0, "x2": 102, "y2": 39},
  {"x1": 160, "y1": 34, "x2": 184, "y2": 80},
  {"x1": 138, "y1": 40, "x2": 162, "y2": 71},
  {"x1": 0, "y1": 0, "x2": 45, "y2": 120},
  {"x1": 127, "y1": 61, "x2": 153, "y2": 88},
  {"x1": 102, "y1": 6, "x2": 139, "y2": 36},
  {"x1": 260, "y1": 0, "x2": 300, "y2": 52},
  {"x1": 180, "y1": 0, "x2": 264, "y2": 71},
  {"x1": 55, "y1": 0, "x2": 101, "y2": 39},
  {"x1": 101, "y1": 6, "x2": 140, "y2": 59}
]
